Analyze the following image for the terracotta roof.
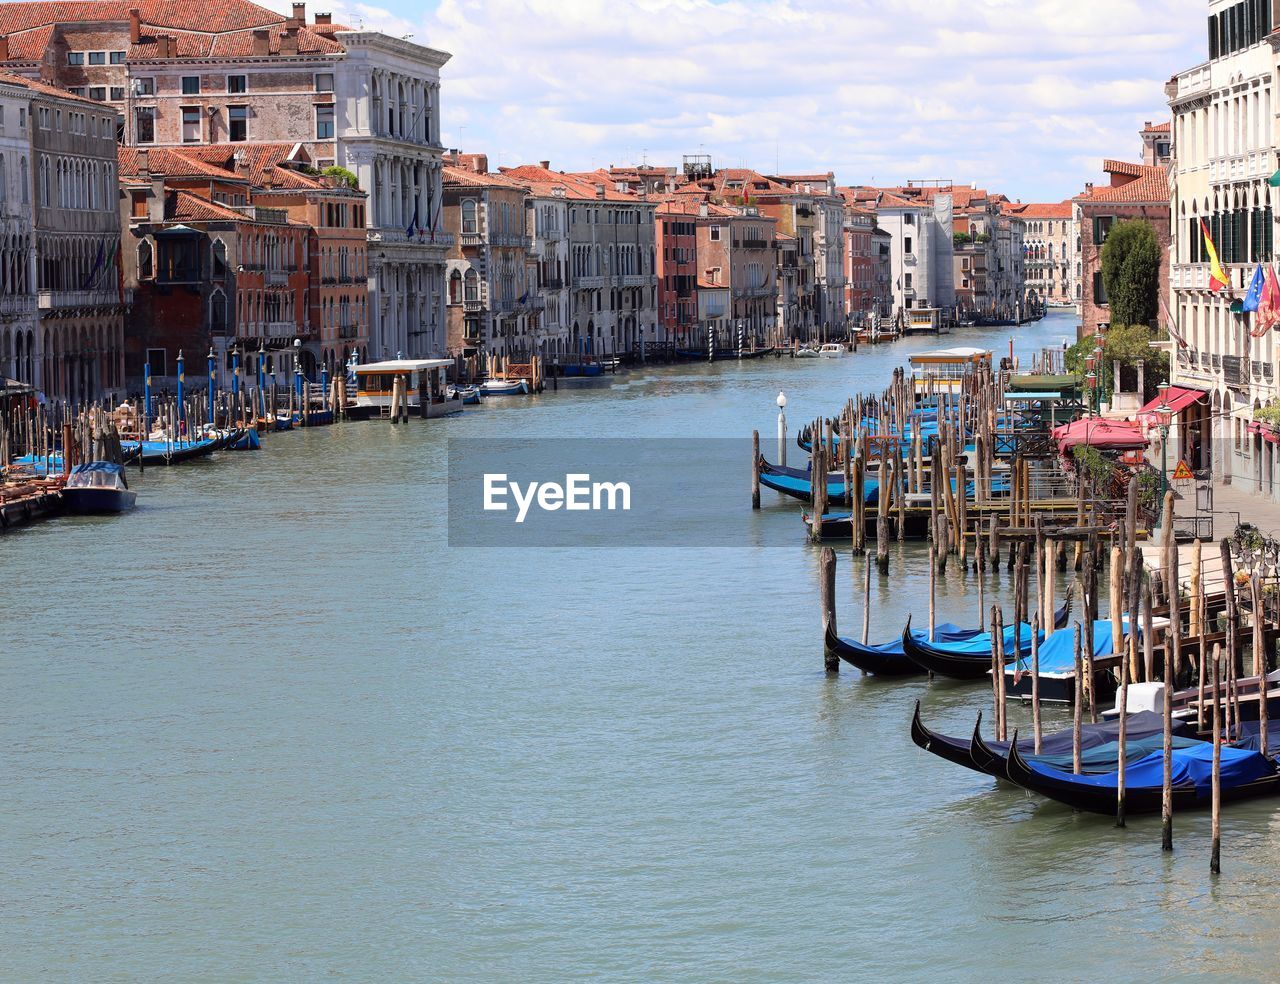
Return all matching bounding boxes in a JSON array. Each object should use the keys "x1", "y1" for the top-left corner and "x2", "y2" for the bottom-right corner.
[
  {"x1": 1075, "y1": 163, "x2": 1169, "y2": 205},
  {"x1": 1143, "y1": 121, "x2": 1171, "y2": 133},
  {"x1": 167, "y1": 189, "x2": 247, "y2": 222},
  {"x1": 0, "y1": 68, "x2": 101, "y2": 104},
  {"x1": 442, "y1": 164, "x2": 530, "y2": 191},
  {"x1": 499, "y1": 164, "x2": 642, "y2": 203},
  {"x1": 1102, "y1": 159, "x2": 1144, "y2": 178},
  {"x1": 119, "y1": 145, "x2": 243, "y2": 180},
  {"x1": 0, "y1": 1, "x2": 343, "y2": 62},
  {"x1": 183, "y1": 143, "x2": 326, "y2": 189},
  {"x1": 1004, "y1": 201, "x2": 1073, "y2": 219}
]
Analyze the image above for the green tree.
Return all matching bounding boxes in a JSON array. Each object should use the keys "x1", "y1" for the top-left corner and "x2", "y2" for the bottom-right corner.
[
  {"x1": 321, "y1": 165, "x2": 359, "y2": 189},
  {"x1": 1064, "y1": 322, "x2": 1168, "y2": 401},
  {"x1": 1100, "y1": 219, "x2": 1161, "y2": 327}
]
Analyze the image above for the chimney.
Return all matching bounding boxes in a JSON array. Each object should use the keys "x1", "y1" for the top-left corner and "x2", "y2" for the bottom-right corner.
[
  {"x1": 0, "y1": 35, "x2": 9, "y2": 61},
  {"x1": 1084, "y1": 182, "x2": 1093, "y2": 194},
  {"x1": 159, "y1": 35, "x2": 176, "y2": 58},
  {"x1": 291, "y1": 2, "x2": 306, "y2": 25},
  {"x1": 1143, "y1": 120, "x2": 1152, "y2": 130},
  {"x1": 128, "y1": 8, "x2": 141, "y2": 43},
  {"x1": 137, "y1": 147, "x2": 150, "y2": 180},
  {"x1": 595, "y1": 183, "x2": 605, "y2": 199},
  {"x1": 315, "y1": 11, "x2": 331, "y2": 25},
  {"x1": 263, "y1": 166, "x2": 275, "y2": 189},
  {"x1": 147, "y1": 178, "x2": 165, "y2": 222},
  {"x1": 234, "y1": 151, "x2": 250, "y2": 177},
  {"x1": 539, "y1": 160, "x2": 550, "y2": 171},
  {"x1": 469, "y1": 153, "x2": 487, "y2": 174},
  {"x1": 251, "y1": 29, "x2": 270, "y2": 56},
  {"x1": 279, "y1": 28, "x2": 299, "y2": 56}
]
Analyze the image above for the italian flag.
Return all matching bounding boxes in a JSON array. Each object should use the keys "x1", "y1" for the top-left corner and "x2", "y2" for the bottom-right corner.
[{"x1": 1200, "y1": 218, "x2": 1229, "y2": 291}]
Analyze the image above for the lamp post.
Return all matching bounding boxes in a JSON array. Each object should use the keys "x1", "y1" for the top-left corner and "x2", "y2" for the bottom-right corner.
[
  {"x1": 777, "y1": 390, "x2": 788, "y2": 467},
  {"x1": 175, "y1": 349, "x2": 185, "y2": 432},
  {"x1": 1155, "y1": 383, "x2": 1174, "y2": 501}
]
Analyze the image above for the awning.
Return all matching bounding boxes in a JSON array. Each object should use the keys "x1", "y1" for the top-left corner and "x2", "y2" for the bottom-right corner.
[
  {"x1": 1136, "y1": 385, "x2": 1207, "y2": 427},
  {"x1": 1269, "y1": 168, "x2": 1280, "y2": 188},
  {"x1": 1052, "y1": 418, "x2": 1149, "y2": 456}
]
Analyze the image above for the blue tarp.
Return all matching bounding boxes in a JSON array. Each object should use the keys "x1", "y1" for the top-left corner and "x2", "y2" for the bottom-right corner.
[
  {"x1": 1027, "y1": 741, "x2": 1275, "y2": 796},
  {"x1": 1006, "y1": 620, "x2": 1119, "y2": 675},
  {"x1": 922, "y1": 623, "x2": 1037, "y2": 656},
  {"x1": 845, "y1": 622, "x2": 975, "y2": 657}
]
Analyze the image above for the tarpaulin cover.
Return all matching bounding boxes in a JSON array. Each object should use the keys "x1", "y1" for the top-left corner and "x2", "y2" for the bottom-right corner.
[
  {"x1": 1026, "y1": 740, "x2": 1275, "y2": 796},
  {"x1": 1006, "y1": 620, "x2": 1118, "y2": 675}
]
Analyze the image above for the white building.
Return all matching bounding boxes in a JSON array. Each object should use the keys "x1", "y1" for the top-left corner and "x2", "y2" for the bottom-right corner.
[
  {"x1": 873, "y1": 190, "x2": 955, "y2": 316},
  {"x1": 1167, "y1": 0, "x2": 1275, "y2": 493},
  {"x1": 334, "y1": 33, "x2": 451, "y2": 361},
  {"x1": 0, "y1": 73, "x2": 36, "y2": 391}
]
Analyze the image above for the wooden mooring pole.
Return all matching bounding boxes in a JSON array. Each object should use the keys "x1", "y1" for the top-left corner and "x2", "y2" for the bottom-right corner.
[{"x1": 820, "y1": 546, "x2": 838, "y2": 674}]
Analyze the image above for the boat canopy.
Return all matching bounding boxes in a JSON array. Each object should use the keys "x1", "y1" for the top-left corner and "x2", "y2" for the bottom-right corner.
[
  {"x1": 908, "y1": 346, "x2": 990, "y2": 365},
  {"x1": 1006, "y1": 619, "x2": 1118, "y2": 675},
  {"x1": 354, "y1": 359, "x2": 453, "y2": 373},
  {"x1": 1025, "y1": 741, "x2": 1273, "y2": 795},
  {"x1": 1052, "y1": 418, "x2": 1148, "y2": 455}
]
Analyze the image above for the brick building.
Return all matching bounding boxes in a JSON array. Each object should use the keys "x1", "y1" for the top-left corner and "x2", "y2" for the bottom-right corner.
[
  {"x1": 1074, "y1": 160, "x2": 1171, "y2": 338},
  {"x1": 840, "y1": 195, "x2": 874, "y2": 323},
  {"x1": 654, "y1": 198, "x2": 699, "y2": 348}
]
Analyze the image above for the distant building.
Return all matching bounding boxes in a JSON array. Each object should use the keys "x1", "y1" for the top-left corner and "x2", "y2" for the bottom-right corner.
[
  {"x1": 1004, "y1": 201, "x2": 1078, "y2": 312},
  {"x1": 839, "y1": 196, "x2": 875, "y2": 323},
  {"x1": 1074, "y1": 159, "x2": 1170, "y2": 339}
]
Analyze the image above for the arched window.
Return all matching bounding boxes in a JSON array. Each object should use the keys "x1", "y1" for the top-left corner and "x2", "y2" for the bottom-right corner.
[
  {"x1": 461, "y1": 199, "x2": 477, "y2": 235},
  {"x1": 212, "y1": 239, "x2": 227, "y2": 278},
  {"x1": 138, "y1": 239, "x2": 152, "y2": 279},
  {"x1": 464, "y1": 269, "x2": 478, "y2": 302},
  {"x1": 449, "y1": 269, "x2": 461, "y2": 303},
  {"x1": 209, "y1": 290, "x2": 227, "y2": 330}
]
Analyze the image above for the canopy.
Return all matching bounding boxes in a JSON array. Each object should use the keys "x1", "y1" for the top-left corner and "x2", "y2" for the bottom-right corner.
[
  {"x1": 1136, "y1": 385, "x2": 1207, "y2": 428},
  {"x1": 1053, "y1": 418, "x2": 1148, "y2": 456},
  {"x1": 70, "y1": 461, "x2": 125, "y2": 476}
]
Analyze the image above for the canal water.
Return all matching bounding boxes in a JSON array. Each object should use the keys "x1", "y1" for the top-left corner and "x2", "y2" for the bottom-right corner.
[{"x1": 7, "y1": 311, "x2": 1280, "y2": 981}]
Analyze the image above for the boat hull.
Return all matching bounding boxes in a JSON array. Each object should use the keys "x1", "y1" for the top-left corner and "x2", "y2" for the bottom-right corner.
[{"x1": 62, "y1": 487, "x2": 136, "y2": 514}]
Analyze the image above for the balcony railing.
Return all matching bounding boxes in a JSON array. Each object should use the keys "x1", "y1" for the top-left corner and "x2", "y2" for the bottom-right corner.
[
  {"x1": 0, "y1": 294, "x2": 35, "y2": 316},
  {"x1": 369, "y1": 228, "x2": 455, "y2": 247},
  {"x1": 266, "y1": 270, "x2": 288, "y2": 286},
  {"x1": 1223, "y1": 354, "x2": 1245, "y2": 386},
  {"x1": 38, "y1": 289, "x2": 124, "y2": 309}
]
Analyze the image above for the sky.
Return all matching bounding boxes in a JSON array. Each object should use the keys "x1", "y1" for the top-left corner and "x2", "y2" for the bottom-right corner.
[{"x1": 281, "y1": 0, "x2": 1207, "y2": 202}]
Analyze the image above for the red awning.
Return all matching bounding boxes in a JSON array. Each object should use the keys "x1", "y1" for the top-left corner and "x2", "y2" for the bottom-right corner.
[
  {"x1": 1137, "y1": 386, "x2": 1207, "y2": 427},
  {"x1": 1053, "y1": 418, "x2": 1150, "y2": 456}
]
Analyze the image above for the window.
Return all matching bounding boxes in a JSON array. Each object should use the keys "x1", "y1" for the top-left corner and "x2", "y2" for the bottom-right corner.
[
  {"x1": 904, "y1": 213, "x2": 915, "y2": 225},
  {"x1": 315, "y1": 104, "x2": 334, "y2": 139},
  {"x1": 181, "y1": 76, "x2": 201, "y2": 95},
  {"x1": 138, "y1": 241, "x2": 154, "y2": 280},
  {"x1": 135, "y1": 77, "x2": 154, "y2": 96},
  {"x1": 1093, "y1": 215, "x2": 1115, "y2": 243},
  {"x1": 461, "y1": 199, "x2": 478, "y2": 234},
  {"x1": 1092, "y1": 270, "x2": 1108, "y2": 305},
  {"x1": 67, "y1": 52, "x2": 84, "y2": 65},
  {"x1": 110, "y1": 87, "x2": 125, "y2": 101},
  {"x1": 228, "y1": 105, "x2": 247, "y2": 142},
  {"x1": 89, "y1": 87, "x2": 106, "y2": 101},
  {"x1": 110, "y1": 50, "x2": 126, "y2": 64},
  {"x1": 68, "y1": 87, "x2": 87, "y2": 97},
  {"x1": 145, "y1": 347, "x2": 165, "y2": 374},
  {"x1": 135, "y1": 107, "x2": 155, "y2": 143},
  {"x1": 88, "y1": 51, "x2": 106, "y2": 65},
  {"x1": 18, "y1": 107, "x2": 25, "y2": 128},
  {"x1": 315, "y1": 73, "x2": 334, "y2": 92},
  {"x1": 905, "y1": 273, "x2": 913, "y2": 289},
  {"x1": 227, "y1": 74, "x2": 247, "y2": 94},
  {"x1": 709, "y1": 225, "x2": 721, "y2": 241},
  {"x1": 904, "y1": 236, "x2": 913, "y2": 254},
  {"x1": 181, "y1": 106, "x2": 200, "y2": 142}
]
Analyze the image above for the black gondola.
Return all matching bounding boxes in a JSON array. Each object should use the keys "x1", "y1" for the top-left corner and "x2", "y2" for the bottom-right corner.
[
  {"x1": 900, "y1": 596, "x2": 1071, "y2": 679},
  {"x1": 909, "y1": 700, "x2": 981, "y2": 769}
]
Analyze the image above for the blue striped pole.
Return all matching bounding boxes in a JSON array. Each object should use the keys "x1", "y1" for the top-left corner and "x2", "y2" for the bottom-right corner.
[
  {"x1": 231, "y1": 348, "x2": 240, "y2": 400},
  {"x1": 257, "y1": 347, "x2": 266, "y2": 421},
  {"x1": 143, "y1": 360, "x2": 152, "y2": 432},
  {"x1": 207, "y1": 348, "x2": 216, "y2": 425},
  {"x1": 176, "y1": 350, "x2": 185, "y2": 434}
]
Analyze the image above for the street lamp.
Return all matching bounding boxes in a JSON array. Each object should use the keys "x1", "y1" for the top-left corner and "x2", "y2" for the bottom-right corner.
[
  {"x1": 1155, "y1": 382, "x2": 1174, "y2": 501},
  {"x1": 777, "y1": 391, "x2": 788, "y2": 467}
]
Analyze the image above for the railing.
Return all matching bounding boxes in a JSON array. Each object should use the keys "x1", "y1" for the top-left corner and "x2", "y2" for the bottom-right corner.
[
  {"x1": 1209, "y1": 151, "x2": 1270, "y2": 183},
  {"x1": 37, "y1": 289, "x2": 123, "y2": 309},
  {"x1": 337, "y1": 323, "x2": 361, "y2": 339},
  {"x1": 368, "y1": 228, "x2": 455, "y2": 247},
  {"x1": 266, "y1": 270, "x2": 288, "y2": 286},
  {"x1": 1223, "y1": 354, "x2": 1246, "y2": 387},
  {"x1": 737, "y1": 239, "x2": 770, "y2": 249},
  {"x1": 0, "y1": 294, "x2": 35, "y2": 316},
  {"x1": 542, "y1": 277, "x2": 564, "y2": 290},
  {"x1": 463, "y1": 299, "x2": 484, "y2": 312},
  {"x1": 1173, "y1": 61, "x2": 1211, "y2": 102},
  {"x1": 459, "y1": 232, "x2": 483, "y2": 247}
]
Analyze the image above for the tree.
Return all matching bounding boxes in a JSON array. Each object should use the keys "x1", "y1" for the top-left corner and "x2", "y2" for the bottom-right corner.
[
  {"x1": 1100, "y1": 219, "x2": 1162, "y2": 327},
  {"x1": 321, "y1": 165, "x2": 359, "y2": 189},
  {"x1": 1064, "y1": 322, "x2": 1168, "y2": 400}
]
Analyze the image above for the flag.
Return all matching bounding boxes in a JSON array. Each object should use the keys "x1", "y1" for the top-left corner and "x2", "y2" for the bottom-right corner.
[
  {"x1": 1157, "y1": 294, "x2": 1189, "y2": 351},
  {"x1": 1252, "y1": 264, "x2": 1280, "y2": 337},
  {"x1": 80, "y1": 234, "x2": 106, "y2": 289},
  {"x1": 1243, "y1": 265, "x2": 1265, "y2": 312},
  {"x1": 1200, "y1": 218, "x2": 1229, "y2": 291},
  {"x1": 405, "y1": 201, "x2": 418, "y2": 239}
]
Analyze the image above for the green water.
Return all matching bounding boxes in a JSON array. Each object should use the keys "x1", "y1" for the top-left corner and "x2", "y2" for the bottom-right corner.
[{"x1": 6, "y1": 312, "x2": 1280, "y2": 982}]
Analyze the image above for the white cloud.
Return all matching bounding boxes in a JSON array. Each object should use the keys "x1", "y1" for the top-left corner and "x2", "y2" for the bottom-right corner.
[{"x1": 323, "y1": 0, "x2": 1205, "y2": 199}]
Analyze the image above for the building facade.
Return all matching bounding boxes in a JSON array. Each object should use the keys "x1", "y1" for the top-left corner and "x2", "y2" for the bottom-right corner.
[
  {"x1": 1167, "y1": 0, "x2": 1275, "y2": 491},
  {"x1": 1008, "y1": 201, "x2": 1079, "y2": 312},
  {"x1": 841, "y1": 198, "x2": 874, "y2": 323},
  {"x1": 0, "y1": 72, "x2": 36, "y2": 393},
  {"x1": 655, "y1": 198, "x2": 699, "y2": 348}
]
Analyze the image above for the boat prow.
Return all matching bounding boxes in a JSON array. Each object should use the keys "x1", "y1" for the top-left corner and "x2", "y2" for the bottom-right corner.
[{"x1": 910, "y1": 700, "x2": 984, "y2": 771}]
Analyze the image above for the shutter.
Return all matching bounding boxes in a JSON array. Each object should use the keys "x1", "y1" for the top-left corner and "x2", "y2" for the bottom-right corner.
[{"x1": 1209, "y1": 13, "x2": 1219, "y2": 58}]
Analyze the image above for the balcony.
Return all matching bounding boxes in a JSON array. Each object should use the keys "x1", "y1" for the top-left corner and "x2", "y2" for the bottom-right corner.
[
  {"x1": 459, "y1": 232, "x2": 484, "y2": 247},
  {"x1": 1171, "y1": 61, "x2": 1210, "y2": 105},
  {"x1": 1223, "y1": 354, "x2": 1246, "y2": 387},
  {"x1": 0, "y1": 294, "x2": 35, "y2": 317},
  {"x1": 463, "y1": 299, "x2": 484, "y2": 312},
  {"x1": 38, "y1": 289, "x2": 123, "y2": 310},
  {"x1": 266, "y1": 269, "x2": 288, "y2": 286},
  {"x1": 1171, "y1": 263, "x2": 1209, "y2": 290},
  {"x1": 368, "y1": 228, "x2": 455, "y2": 248},
  {"x1": 337, "y1": 323, "x2": 361, "y2": 339},
  {"x1": 738, "y1": 238, "x2": 770, "y2": 249},
  {"x1": 1209, "y1": 151, "x2": 1270, "y2": 183},
  {"x1": 542, "y1": 277, "x2": 564, "y2": 290}
]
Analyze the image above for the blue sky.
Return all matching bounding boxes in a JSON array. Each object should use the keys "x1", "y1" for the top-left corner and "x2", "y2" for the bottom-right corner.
[{"x1": 291, "y1": 0, "x2": 1207, "y2": 202}]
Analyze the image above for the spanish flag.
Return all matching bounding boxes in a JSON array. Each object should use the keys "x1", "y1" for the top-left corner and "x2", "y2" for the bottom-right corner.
[{"x1": 1200, "y1": 218, "x2": 1229, "y2": 291}]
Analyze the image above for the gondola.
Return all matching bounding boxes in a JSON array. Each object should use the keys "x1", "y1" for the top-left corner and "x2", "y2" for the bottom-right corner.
[
  {"x1": 122, "y1": 429, "x2": 233, "y2": 466},
  {"x1": 1004, "y1": 730, "x2": 1280, "y2": 815},
  {"x1": 900, "y1": 598, "x2": 1071, "y2": 679},
  {"x1": 1003, "y1": 619, "x2": 1120, "y2": 704},
  {"x1": 756, "y1": 458, "x2": 855, "y2": 505},
  {"x1": 966, "y1": 712, "x2": 1200, "y2": 778},
  {"x1": 909, "y1": 700, "x2": 981, "y2": 770},
  {"x1": 826, "y1": 621, "x2": 980, "y2": 676}
]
